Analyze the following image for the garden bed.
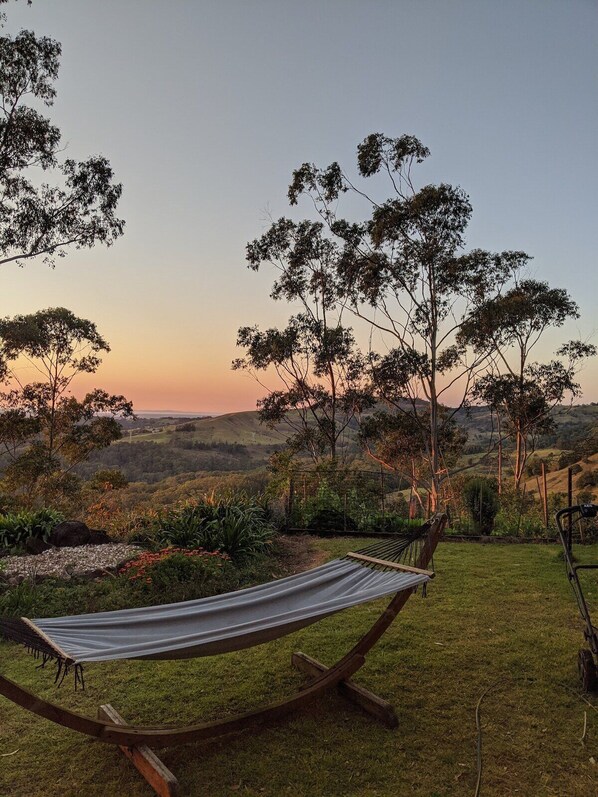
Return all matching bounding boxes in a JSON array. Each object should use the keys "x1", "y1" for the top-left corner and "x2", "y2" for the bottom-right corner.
[{"x1": 0, "y1": 543, "x2": 140, "y2": 585}]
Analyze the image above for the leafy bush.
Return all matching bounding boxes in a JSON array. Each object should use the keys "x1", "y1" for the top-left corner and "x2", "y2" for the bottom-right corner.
[
  {"x1": 295, "y1": 475, "x2": 406, "y2": 532},
  {"x1": 119, "y1": 547, "x2": 234, "y2": 600},
  {"x1": 151, "y1": 495, "x2": 275, "y2": 560},
  {"x1": 361, "y1": 513, "x2": 423, "y2": 535},
  {"x1": 578, "y1": 469, "x2": 598, "y2": 489},
  {"x1": 490, "y1": 487, "x2": 546, "y2": 537},
  {"x1": 88, "y1": 468, "x2": 129, "y2": 491},
  {"x1": 576, "y1": 489, "x2": 595, "y2": 505},
  {"x1": 558, "y1": 451, "x2": 582, "y2": 470},
  {"x1": 462, "y1": 478, "x2": 500, "y2": 534},
  {"x1": 307, "y1": 508, "x2": 357, "y2": 533},
  {"x1": 0, "y1": 508, "x2": 64, "y2": 549}
]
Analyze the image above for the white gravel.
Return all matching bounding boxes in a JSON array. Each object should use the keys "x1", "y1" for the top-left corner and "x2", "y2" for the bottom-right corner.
[{"x1": 0, "y1": 543, "x2": 140, "y2": 585}]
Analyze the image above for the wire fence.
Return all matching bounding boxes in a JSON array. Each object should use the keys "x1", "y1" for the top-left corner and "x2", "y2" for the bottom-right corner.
[{"x1": 286, "y1": 469, "x2": 425, "y2": 535}]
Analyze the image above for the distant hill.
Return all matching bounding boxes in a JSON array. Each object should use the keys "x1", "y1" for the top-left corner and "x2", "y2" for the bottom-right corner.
[
  {"x1": 79, "y1": 402, "x2": 598, "y2": 486},
  {"x1": 131, "y1": 410, "x2": 218, "y2": 419}
]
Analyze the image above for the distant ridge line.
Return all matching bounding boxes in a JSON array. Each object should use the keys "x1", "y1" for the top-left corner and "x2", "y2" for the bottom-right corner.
[{"x1": 134, "y1": 410, "x2": 222, "y2": 418}]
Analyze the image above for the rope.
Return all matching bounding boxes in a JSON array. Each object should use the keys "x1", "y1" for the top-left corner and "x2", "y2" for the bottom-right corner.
[
  {"x1": 474, "y1": 681, "x2": 500, "y2": 797},
  {"x1": 472, "y1": 676, "x2": 598, "y2": 796}
]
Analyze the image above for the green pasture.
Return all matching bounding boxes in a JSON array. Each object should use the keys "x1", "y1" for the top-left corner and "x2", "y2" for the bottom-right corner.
[{"x1": 1, "y1": 540, "x2": 598, "y2": 796}]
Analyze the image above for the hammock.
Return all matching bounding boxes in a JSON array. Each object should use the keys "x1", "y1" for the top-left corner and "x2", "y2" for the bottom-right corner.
[
  {"x1": 0, "y1": 514, "x2": 446, "y2": 775},
  {"x1": 0, "y1": 531, "x2": 433, "y2": 676}
]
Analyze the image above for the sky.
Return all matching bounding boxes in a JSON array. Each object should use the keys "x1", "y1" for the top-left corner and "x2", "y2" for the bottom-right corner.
[{"x1": 1, "y1": 0, "x2": 597, "y2": 414}]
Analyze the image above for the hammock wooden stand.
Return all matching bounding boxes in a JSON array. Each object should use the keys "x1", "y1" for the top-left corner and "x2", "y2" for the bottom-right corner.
[{"x1": 0, "y1": 514, "x2": 446, "y2": 796}]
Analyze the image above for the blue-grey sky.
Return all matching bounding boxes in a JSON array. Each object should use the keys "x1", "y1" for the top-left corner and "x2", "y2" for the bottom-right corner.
[{"x1": 2, "y1": 0, "x2": 597, "y2": 412}]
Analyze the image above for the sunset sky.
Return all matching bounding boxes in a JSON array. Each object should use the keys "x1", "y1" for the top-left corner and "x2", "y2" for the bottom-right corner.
[{"x1": 2, "y1": 0, "x2": 597, "y2": 414}]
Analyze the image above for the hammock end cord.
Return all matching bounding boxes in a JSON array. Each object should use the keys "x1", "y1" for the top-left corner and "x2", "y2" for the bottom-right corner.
[
  {"x1": 343, "y1": 518, "x2": 438, "y2": 597},
  {"x1": 0, "y1": 616, "x2": 84, "y2": 690}
]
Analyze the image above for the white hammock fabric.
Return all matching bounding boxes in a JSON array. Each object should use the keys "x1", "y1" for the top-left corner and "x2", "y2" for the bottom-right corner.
[{"x1": 29, "y1": 558, "x2": 429, "y2": 664}]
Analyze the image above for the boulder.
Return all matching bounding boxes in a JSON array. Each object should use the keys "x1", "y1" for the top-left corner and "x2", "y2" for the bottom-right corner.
[
  {"x1": 49, "y1": 521, "x2": 112, "y2": 547},
  {"x1": 88, "y1": 529, "x2": 112, "y2": 545},
  {"x1": 49, "y1": 521, "x2": 92, "y2": 547},
  {"x1": 24, "y1": 536, "x2": 52, "y2": 555}
]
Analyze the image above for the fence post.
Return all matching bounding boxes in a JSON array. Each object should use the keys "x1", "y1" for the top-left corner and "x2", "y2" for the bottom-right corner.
[
  {"x1": 287, "y1": 477, "x2": 295, "y2": 532},
  {"x1": 343, "y1": 492, "x2": 347, "y2": 532},
  {"x1": 568, "y1": 466, "x2": 573, "y2": 539},
  {"x1": 541, "y1": 462, "x2": 548, "y2": 529}
]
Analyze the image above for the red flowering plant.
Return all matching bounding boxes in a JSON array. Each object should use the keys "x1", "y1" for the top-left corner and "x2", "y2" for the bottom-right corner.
[{"x1": 119, "y1": 547, "x2": 233, "y2": 599}]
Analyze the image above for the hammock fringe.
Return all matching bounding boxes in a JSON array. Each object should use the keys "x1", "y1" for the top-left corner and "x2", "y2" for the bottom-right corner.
[{"x1": 0, "y1": 617, "x2": 84, "y2": 689}]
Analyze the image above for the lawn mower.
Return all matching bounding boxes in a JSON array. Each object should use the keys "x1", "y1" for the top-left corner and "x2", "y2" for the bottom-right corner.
[{"x1": 556, "y1": 503, "x2": 598, "y2": 691}]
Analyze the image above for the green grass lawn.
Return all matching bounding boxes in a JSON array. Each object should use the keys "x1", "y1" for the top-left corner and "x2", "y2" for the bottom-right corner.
[{"x1": 2, "y1": 540, "x2": 598, "y2": 796}]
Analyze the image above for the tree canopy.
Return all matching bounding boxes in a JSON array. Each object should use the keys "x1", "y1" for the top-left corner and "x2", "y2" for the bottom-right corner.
[
  {"x1": 236, "y1": 215, "x2": 373, "y2": 465},
  {"x1": 263, "y1": 133, "x2": 528, "y2": 507},
  {"x1": 462, "y1": 280, "x2": 596, "y2": 488},
  {"x1": 0, "y1": 23, "x2": 123, "y2": 268},
  {"x1": 0, "y1": 308, "x2": 133, "y2": 505}
]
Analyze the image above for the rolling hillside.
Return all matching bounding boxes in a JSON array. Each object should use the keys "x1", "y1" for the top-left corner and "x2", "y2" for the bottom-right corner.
[{"x1": 78, "y1": 403, "x2": 598, "y2": 488}]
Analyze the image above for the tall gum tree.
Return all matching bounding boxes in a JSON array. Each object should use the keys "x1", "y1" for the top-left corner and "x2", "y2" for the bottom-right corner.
[
  {"x1": 460, "y1": 279, "x2": 596, "y2": 489},
  {"x1": 286, "y1": 133, "x2": 527, "y2": 510},
  {"x1": 234, "y1": 220, "x2": 374, "y2": 466},
  {"x1": 0, "y1": 307, "x2": 133, "y2": 505}
]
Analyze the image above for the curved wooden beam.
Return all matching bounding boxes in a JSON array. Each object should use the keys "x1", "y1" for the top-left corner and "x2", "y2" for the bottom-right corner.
[
  {"x1": 0, "y1": 514, "x2": 446, "y2": 748},
  {"x1": 0, "y1": 653, "x2": 365, "y2": 747}
]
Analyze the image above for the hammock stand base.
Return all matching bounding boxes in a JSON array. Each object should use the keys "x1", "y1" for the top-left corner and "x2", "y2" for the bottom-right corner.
[
  {"x1": 0, "y1": 515, "x2": 446, "y2": 796},
  {"x1": 95, "y1": 652, "x2": 394, "y2": 797},
  {"x1": 98, "y1": 703, "x2": 180, "y2": 797},
  {"x1": 292, "y1": 650, "x2": 398, "y2": 728}
]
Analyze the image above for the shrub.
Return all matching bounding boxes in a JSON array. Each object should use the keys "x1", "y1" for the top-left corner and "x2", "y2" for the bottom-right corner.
[
  {"x1": 558, "y1": 451, "x2": 582, "y2": 470},
  {"x1": 119, "y1": 548, "x2": 233, "y2": 600},
  {"x1": 462, "y1": 478, "x2": 500, "y2": 534},
  {"x1": 88, "y1": 468, "x2": 129, "y2": 491},
  {"x1": 174, "y1": 422, "x2": 196, "y2": 432},
  {"x1": 577, "y1": 489, "x2": 595, "y2": 505},
  {"x1": 361, "y1": 513, "x2": 423, "y2": 535},
  {"x1": 492, "y1": 488, "x2": 545, "y2": 537},
  {"x1": 152, "y1": 495, "x2": 275, "y2": 560},
  {"x1": 307, "y1": 508, "x2": 357, "y2": 533},
  {"x1": 0, "y1": 508, "x2": 64, "y2": 549},
  {"x1": 578, "y1": 470, "x2": 598, "y2": 489}
]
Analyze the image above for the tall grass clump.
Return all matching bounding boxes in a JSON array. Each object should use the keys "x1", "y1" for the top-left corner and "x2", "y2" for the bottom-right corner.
[
  {"x1": 149, "y1": 494, "x2": 275, "y2": 561},
  {"x1": 0, "y1": 508, "x2": 64, "y2": 549}
]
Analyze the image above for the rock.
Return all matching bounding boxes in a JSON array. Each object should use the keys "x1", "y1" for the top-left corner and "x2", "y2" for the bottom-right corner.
[
  {"x1": 25, "y1": 536, "x2": 52, "y2": 555},
  {"x1": 49, "y1": 520, "x2": 92, "y2": 547},
  {"x1": 88, "y1": 529, "x2": 112, "y2": 545}
]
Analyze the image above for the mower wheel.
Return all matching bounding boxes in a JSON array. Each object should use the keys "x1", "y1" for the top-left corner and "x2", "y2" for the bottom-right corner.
[{"x1": 578, "y1": 648, "x2": 597, "y2": 692}]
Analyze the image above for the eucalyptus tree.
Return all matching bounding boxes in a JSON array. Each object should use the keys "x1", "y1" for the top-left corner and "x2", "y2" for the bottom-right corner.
[
  {"x1": 286, "y1": 133, "x2": 526, "y2": 509},
  {"x1": 0, "y1": 307, "x2": 133, "y2": 504},
  {"x1": 235, "y1": 220, "x2": 374, "y2": 464},
  {"x1": 461, "y1": 280, "x2": 596, "y2": 489},
  {"x1": 0, "y1": 23, "x2": 123, "y2": 269},
  {"x1": 359, "y1": 407, "x2": 466, "y2": 508}
]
